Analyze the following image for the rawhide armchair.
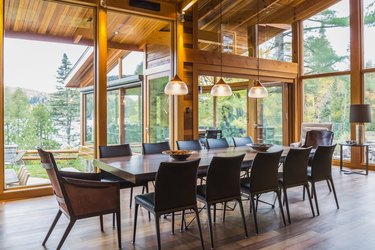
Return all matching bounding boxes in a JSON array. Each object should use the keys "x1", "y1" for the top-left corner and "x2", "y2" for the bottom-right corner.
[{"x1": 37, "y1": 148, "x2": 121, "y2": 250}]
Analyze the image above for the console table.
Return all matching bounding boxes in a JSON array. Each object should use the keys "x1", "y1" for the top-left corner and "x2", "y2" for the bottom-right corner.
[{"x1": 339, "y1": 143, "x2": 369, "y2": 175}]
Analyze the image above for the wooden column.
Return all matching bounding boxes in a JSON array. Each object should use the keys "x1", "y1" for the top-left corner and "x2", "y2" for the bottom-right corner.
[
  {"x1": 292, "y1": 21, "x2": 303, "y2": 143},
  {"x1": 95, "y1": 5, "x2": 107, "y2": 156},
  {"x1": 350, "y1": 0, "x2": 364, "y2": 164}
]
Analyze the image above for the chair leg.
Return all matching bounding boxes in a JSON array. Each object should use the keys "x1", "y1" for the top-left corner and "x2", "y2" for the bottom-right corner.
[
  {"x1": 213, "y1": 204, "x2": 216, "y2": 223},
  {"x1": 112, "y1": 213, "x2": 115, "y2": 228},
  {"x1": 237, "y1": 198, "x2": 248, "y2": 238},
  {"x1": 283, "y1": 188, "x2": 291, "y2": 224},
  {"x1": 130, "y1": 187, "x2": 134, "y2": 208},
  {"x1": 326, "y1": 179, "x2": 332, "y2": 192},
  {"x1": 171, "y1": 212, "x2": 175, "y2": 235},
  {"x1": 194, "y1": 208, "x2": 205, "y2": 250},
  {"x1": 132, "y1": 204, "x2": 139, "y2": 244},
  {"x1": 311, "y1": 182, "x2": 320, "y2": 216},
  {"x1": 116, "y1": 210, "x2": 122, "y2": 249},
  {"x1": 303, "y1": 185, "x2": 306, "y2": 200},
  {"x1": 56, "y1": 220, "x2": 75, "y2": 250},
  {"x1": 43, "y1": 210, "x2": 62, "y2": 246},
  {"x1": 329, "y1": 178, "x2": 340, "y2": 209},
  {"x1": 100, "y1": 215, "x2": 104, "y2": 232},
  {"x1": 250, "y1": 195, "x2": 259, "y2": 234},
  {"x1": 223, "y1": 202, "x2": 227, "y2": 222},
  {"x1": 277, "y1": 190, "x2": 286, "y2": 226},
  {"x1": 180, "y1": 210, "x2": 185, "y2": 232},
  {"x1": 206, "y1": 204, "x2": 214, "y2": 249},
  {"x1": 155, "y1": 214, "x2": 162, "y2": 250},
  {"x1": 304, "y1": 184, "x2": 315, "y2": 217}
]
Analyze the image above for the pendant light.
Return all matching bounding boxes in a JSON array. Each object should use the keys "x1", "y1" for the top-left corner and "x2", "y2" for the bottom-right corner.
[
  {"x1": 164, "y1": 2, "x2": 188, "y2": 95},
  {"x1": 210, "y1": 0, "x2": 232, "y2": 97},
  {"x1": 248, "y1": 0, "x2": 268, "y2": 98}
]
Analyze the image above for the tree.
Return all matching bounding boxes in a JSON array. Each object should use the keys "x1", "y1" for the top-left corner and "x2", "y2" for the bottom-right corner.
[{"x1": 49, "y1": 53, "x2": 80, "y2": 148}]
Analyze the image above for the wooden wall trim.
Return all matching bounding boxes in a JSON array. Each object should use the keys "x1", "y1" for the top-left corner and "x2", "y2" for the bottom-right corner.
[
  {"x1": 0, "y1": 0, "x2": 4, "y2": 196},
  {"x1": 0, "y1": 186, "x2": 52, "y2": 201}
]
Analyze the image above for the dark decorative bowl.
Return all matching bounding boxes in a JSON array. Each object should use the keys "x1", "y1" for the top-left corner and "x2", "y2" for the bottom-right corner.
[
  {"x1": 162, "y1": 150, "x2": 194, "y2": 160},
  {"x1": 246, "y1": 143, "x2": 273, "y2": 152}
]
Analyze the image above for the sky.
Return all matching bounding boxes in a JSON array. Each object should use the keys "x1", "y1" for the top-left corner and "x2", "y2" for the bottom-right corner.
[{"x1": 4, "y1": 38, "x2": 143, "y2": 93}]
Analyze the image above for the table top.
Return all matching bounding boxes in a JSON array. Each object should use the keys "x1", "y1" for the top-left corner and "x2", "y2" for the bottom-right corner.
[
  {"x1": 93, "y1": 145, "x2": 288, "y2": 183},
  {"x1": 339, "y1": 143, "x2": 370, "y2": 147}
]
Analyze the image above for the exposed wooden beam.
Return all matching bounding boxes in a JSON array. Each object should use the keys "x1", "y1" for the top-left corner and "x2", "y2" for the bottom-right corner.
[{"x1": 5, "y1": 30, "x2": 143, "y2": 51}]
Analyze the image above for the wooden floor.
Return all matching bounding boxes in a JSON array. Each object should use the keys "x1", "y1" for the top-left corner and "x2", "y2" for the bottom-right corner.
[{"x1": 1, "y1": 166, "x2": 375, "y2": 250}]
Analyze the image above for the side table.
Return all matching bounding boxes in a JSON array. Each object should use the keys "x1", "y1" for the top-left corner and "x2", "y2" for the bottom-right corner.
[{"x1": 339, "y1": 143, "x2": 369, "y2": 175}]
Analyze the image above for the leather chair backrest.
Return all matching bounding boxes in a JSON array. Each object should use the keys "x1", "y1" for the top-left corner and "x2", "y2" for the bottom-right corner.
[
  {"x1": 206, "y1": 138, "x2": 229, "y2": 149},
  {"x1": 205, "y1": 154, "x2": 245, "y2": 202},
  {"x1": 303, "y1": 130, "x2": 334, "y2": 149},
  {"x1": 311, "y1": 144, "x2": 336, "y2": 180},
  {"x1": 282, "y1": 147, "x2": 312, "y2": 186},
  {"x1": 154, "y1": 159, "x2": 200, "y2": 212},
  {"x1": 300, "y1": 123, "x2": 332, "y2": 145},
  {"x1": 37, "y1": 148, "x2": 70, "y2": 215},
  {"x1": 142, "y1": 142, "x2": 170, "y2": 155},
  {"x1": 205, "y1": 129, "x2": 222, "y2": 139},
  {"x1": 99, "y1": 144, "x2": 132, "y2": 158},
  {"x1": 232, "y1": 136, "x2": 253, "y2": 147},
  {"x1": 176, "y1": 140, "x2": 202, "y2": 151},
  {"x1": 250, "y1": 150, "x2": 283, "y2": 193}
]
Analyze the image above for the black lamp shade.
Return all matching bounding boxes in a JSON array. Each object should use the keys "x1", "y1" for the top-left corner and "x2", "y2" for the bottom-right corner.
[{"x1": 350, "y1": 104, "x2": 372, "y2": 123}]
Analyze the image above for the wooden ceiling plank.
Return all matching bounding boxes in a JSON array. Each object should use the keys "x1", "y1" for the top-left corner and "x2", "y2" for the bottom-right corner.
[
  {"x1": 37, "y1": 2, "x2": 56, "y2": 34},
  {"x1": 13, "y1": 0, "x2": 25, "y2": 32}
]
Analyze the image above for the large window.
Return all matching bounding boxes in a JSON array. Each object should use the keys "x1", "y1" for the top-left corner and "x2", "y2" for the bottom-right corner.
[
  {"x1": 259, "y1": 26, "x2": 292, "y2": 62},
  {"x1": 364, "y1": 73, "x2": 375, "y2": 163},
  {"x1": 303, "y1": 0, "x2": 350, "y2": 75},
  {"x1": 107, "y1": 90, "x2": 120, "y2": 144},
  {"x1": 3, "y1": 0, "x2": 95, "y2": 189},
  {"x1": 364, "y1": 0, "x2": 375, "y2": 68},
  {"x1": 124, "y1": 87, "x2": 142, "y2": 153},
  {"x1": 303, "y1": 75, "x2": 350, "y2": 156}
]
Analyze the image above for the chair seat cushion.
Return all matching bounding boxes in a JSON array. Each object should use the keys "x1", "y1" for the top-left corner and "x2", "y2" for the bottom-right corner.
[{"x1": 135, "y1": 192, "x2": 155, "y2": 210}]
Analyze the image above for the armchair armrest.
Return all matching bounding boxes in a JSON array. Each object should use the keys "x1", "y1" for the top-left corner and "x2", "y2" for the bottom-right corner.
[
  {"x1": 60, "y1": 171, "x2": 101, "y2": 181},
  {"x1": 62, "y1": 177, "x2": 120, "y2": 217},
  {"x1": 290, "y1": 142, "x2": 302, "y2": 148}
]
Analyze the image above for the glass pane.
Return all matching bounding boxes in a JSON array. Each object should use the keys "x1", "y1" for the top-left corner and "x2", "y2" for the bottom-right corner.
[
  {"x1": 198, "y1": 1, "x2": 295, "y2": 59},
  {"x1": 149, "y1": 76, "x2": 169, "y2": 143},
  {"x1": 364, "y1": 73, "x2": 375, "y2": 163},
  {"x1": 198, "y1": 93, "x2": 214, "y2": 130},
  {"x1": 303, "y1": 75, "x2": 351, "y2": 157},
  {"x1": 217, "y1": 89, "x2": 247, "y2": 142},
  {"x1": 364, "y1": 0, "x2": 375, "y2": 68},
  {"x1": 85, "y1": 93, "x2": 94, "y2": 144},
  {"x1": 124, "y1": 87, "x2": 142, "y2": 153},
  {"x1": 4, "y1": 0, "x2": 95, "y2": 189},
  {"x1": 256, "y1": 86, "x2": 283, "y2": 145},
  {"x1": 303, "y1": 0, "x2": 350, "y2": 74},
  {"x1": 107, "y1": 90, "x2": 120, "y2": 144},
  {"x1": 259, "y1": 26, "x2": 292, "y2": 62}
]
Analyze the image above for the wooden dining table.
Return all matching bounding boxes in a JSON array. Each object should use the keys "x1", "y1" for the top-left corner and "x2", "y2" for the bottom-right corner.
[{"x1": 93, "y1": 145, "x2": 289, "y2": 184}]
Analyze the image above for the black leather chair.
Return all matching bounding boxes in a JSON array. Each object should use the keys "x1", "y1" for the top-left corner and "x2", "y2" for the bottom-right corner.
[
  {"x1": 99, "y1": 144, "x2": 149, "y2": 208},
  {"x1": 232, "y1": 136, "x2": 253, "y2": 147},
  {"x1": 176, "y1": 140, "x2": 202, "y2": 151},
  {"x1": 278, "y1": 147, "x2": 315, "y2": 224},
  {"x1": 205, "y1": 129, "x2": 222, "y2": 139},
  {"x1": 206, "y1": 138, "x2": 229, "y2": 149},
  {"x1": 308, "y1": 144, "x2": 339, "y2": 215},
  {"x1": 142, "y1": 142, "x2": 170, "y2": 155},
  {"x1": 197, "y1": 154, "x2": 248, "y2": 249},
  {"x1": 241, "y1": 150, "x2": 286, "y2": 234},
  {"x1": 37, "y1": 148, "x2": 121, "y2": 249},
  {"x1": 132, "y1": 159, "x2": 204, "y2": 250},
  {"x1": 303, "y1": 130, "x2": 334, "y2": 149}
]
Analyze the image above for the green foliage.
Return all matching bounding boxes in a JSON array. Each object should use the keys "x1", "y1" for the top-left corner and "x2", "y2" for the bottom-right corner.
[{"x1": 49, "y1": 53, "x2": 80, "y2": 148}]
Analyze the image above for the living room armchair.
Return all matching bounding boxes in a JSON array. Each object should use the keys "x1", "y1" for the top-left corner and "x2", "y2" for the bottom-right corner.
[{"x1": 291, "y1": 123, "x2": 333, "y2": 148}]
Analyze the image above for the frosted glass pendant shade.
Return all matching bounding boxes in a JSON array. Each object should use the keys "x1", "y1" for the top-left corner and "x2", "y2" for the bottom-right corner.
[
  {"x1": 248, "y1": 80, "x2": 268, "y2": 98},
  {"x1": 210, "y1": 78, "x2": 232, "y2": 96},
  {"x1": 164, "y1": 75, "x2": 188, "y2": 95}
]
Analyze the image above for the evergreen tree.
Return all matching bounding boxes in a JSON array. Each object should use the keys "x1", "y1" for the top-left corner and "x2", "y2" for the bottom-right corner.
[{"x1": 49, "y1": 53, "x2": 80, "y2": 148}]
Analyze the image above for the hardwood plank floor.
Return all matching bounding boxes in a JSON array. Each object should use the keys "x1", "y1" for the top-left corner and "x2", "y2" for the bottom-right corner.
[{"x1": 1, "y1": 166, "x2": 375, "y2": 249}]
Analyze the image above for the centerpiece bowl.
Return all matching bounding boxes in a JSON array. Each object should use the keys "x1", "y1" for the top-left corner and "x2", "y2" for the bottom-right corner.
[
  {"x1": 162, "y1": 150, "x2": 194, "y2": 160},
  {"x1": 246, "y1": 143, "x2": 273, "y2": 152}
]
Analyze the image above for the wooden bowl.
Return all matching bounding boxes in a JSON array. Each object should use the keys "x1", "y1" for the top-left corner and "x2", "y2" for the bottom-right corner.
[
  {"x1": 162, "y1": 150, "x2": 194, "y2": 160},
  {"x1": 246, "y1": 143, "x2": 273, "y2": 152}
]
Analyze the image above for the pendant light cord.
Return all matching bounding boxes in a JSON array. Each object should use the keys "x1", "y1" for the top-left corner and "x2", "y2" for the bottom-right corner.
[
  {"x1": 220, "y1": 0, "x2": 223, "y2": 80},
  {"x1": 257, "y1": 0, "x2": 260, "y2": 81}
]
